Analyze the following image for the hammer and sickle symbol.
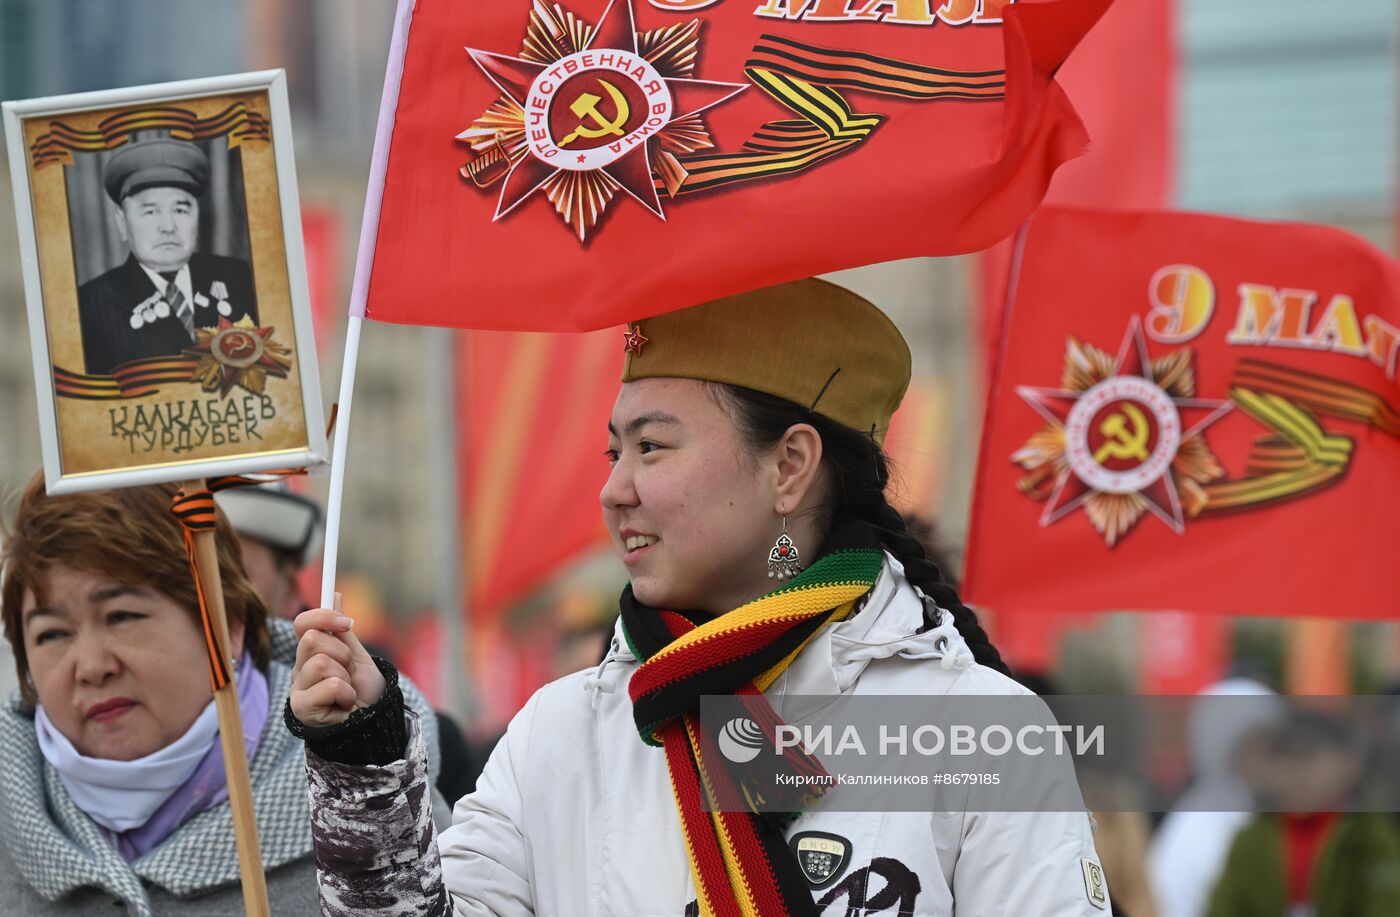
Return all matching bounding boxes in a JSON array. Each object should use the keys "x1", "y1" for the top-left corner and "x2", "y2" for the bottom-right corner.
[
  {"x1": 1093, "y1": 403, "x2": 1151, "y2": 465},
  {"x1": 557, "y1": 79, "x2": 631, "y2": 147}
]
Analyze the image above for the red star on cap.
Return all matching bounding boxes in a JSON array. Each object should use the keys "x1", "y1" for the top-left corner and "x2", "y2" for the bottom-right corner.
[{"x1": 623, "y1": 325, "x2": 648, "y2": 356}]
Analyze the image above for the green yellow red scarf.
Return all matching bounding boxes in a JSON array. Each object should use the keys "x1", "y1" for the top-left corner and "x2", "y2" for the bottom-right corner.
[{"x1": 622, "y1": 523, "x2": 884, "y2": 917}]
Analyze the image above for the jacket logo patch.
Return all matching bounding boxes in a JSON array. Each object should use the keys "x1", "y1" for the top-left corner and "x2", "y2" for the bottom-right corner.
[
  {"x1": 1081, "y1": 857, "x2": 1109, "y2": 910},
  {"x1": 791, "y1": 831, "x2": 851, "y2": 889}
]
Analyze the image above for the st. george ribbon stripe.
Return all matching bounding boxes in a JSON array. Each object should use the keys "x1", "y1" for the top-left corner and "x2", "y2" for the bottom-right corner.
[
  {"x1": 660, "y1": 36, "x2": 1004, "y2": 197},
  {"x1": 170, "y1": 489, "x2": 232, "y2": 692},
  {"x1": 30, "y1": 103, "x2": 270, "y2": 168}
]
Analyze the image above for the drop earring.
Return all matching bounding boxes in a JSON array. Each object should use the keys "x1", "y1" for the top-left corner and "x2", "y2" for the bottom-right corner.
[{"x1": 767, "y1": 513, "x2": 802, "y2": 580}]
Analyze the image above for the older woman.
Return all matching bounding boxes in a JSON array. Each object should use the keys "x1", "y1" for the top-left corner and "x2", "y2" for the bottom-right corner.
[
  {"x1": 0, "y1": 476, "x2": 442, "y2": 916},
  {"x1": 289, "y1": 279, "x2": 1109, "y2": 916}
]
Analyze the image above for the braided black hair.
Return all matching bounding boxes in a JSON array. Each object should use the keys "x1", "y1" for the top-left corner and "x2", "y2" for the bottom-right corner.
[{"x1": 710, "y1": 383, "x2": 1010, "y2": 676}]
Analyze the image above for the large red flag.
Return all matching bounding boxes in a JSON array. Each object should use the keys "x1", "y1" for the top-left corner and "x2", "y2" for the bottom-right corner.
[
  {"x1": 356, "y1": 0, "x2": 1110, "y2": 331},
  {"x1": 965, "y1": 206, "x2": 1400, "y2": 619}
]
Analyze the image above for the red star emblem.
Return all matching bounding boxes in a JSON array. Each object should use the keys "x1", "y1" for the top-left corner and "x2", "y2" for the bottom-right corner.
[
  {"x1": 461, "y1": 0, "x2": 746, "y2": 240},
  {"x1": 623, "y1": 325, "x2": 648, "y2": 356},
  {"x1": 183, "y1": 316, "x2": 293, "y2": 397},
  {"x1": 1014, "y1": 317, "x2": 1233, "y2": 544}
]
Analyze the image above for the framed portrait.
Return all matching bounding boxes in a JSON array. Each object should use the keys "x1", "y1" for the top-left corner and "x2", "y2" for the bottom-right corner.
[{"x1": 3, "y1": 70, "x2": 327, "y2": 494}]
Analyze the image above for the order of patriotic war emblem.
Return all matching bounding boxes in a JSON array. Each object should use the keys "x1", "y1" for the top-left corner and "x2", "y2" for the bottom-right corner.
[
  {"x1": 1009, "y1": 269, "x2": 1384, "y2": 548},
  {"x1": 462, "y1": 0, "x2": 746, "y2": 240},
  {"x1": 1013, "y1": 316, "x2": 1232, "y2": 546},
  {"x1": 459, "y1": 0, "x2": 1009, "y2": 241}
]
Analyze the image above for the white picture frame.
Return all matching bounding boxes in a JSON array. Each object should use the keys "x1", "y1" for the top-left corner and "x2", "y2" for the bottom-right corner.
[{"x1": 3, "y1": 70, "x2": 327, "y2": 494}]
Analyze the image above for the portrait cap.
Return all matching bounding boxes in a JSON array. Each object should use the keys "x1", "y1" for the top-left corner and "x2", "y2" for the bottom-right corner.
[
  {"x1": 622, "y1": 278, "x2": 912, "y2": 444},
  {"x1": 102, "y1": 137, "x2": 210, "y2": 203}
]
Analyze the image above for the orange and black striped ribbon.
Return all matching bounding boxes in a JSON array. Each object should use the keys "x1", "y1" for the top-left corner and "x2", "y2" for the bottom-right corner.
[
  {"x1": 30, "y1": 102, "x2": 270, "y2": 169},
  {"x1": 169, "y1": 469, "x2": 311, "y2": 692},
  {"x1": 1192, "y1": 361, "x2": 1400, "y2": 514},
  {"x1": 656, "y1": 36, "x2": 1003, "y2": 198},
  {"x1": 745, "y1": 34, "x2": 1006, "y2": 101},
  {"x1": 170, "y1": 489, "x2": 232, "y2": 693},
  {"x1": 1200, "y1": 384, "x2": 1355, "y2": 513},
  {"x1": 53, "y1": 358, "x2": 199, "y2": 400},
  {"x1": 1233, "y1": 359, "x2": 1400, "y2": 437}
]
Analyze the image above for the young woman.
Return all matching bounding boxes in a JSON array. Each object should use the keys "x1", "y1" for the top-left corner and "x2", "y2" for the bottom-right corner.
[{"x1": 288, "y1": 278, "x2": 1109, "y2": 916}]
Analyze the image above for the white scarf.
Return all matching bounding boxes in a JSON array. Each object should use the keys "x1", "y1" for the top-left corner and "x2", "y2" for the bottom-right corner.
[{"x1": 35, "y1": 698, "x2": 220, "y2": 832}]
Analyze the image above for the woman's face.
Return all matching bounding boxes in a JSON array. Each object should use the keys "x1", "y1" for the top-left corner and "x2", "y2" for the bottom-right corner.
[
  {"x1": 601, "y1": 378, "x2": 783, "y2": 614},
  {"x1": 20, "y1": 566, "x2": 241, "y2": 761}
]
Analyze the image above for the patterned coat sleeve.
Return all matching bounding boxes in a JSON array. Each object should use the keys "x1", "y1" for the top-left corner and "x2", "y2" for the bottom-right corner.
[{"x1": 305, "y1": 711, "x2": 451, "y2": 917}]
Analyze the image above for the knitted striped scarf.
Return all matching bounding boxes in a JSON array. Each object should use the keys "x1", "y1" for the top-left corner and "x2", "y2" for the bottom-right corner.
[{"x1": 622, "y1": 523, "x2": 884, "y2": 917}]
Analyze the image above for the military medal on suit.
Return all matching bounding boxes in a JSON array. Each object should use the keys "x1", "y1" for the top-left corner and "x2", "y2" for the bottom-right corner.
[{"x1": 78, "y1": 252, "x2": 258, "y2": 375}]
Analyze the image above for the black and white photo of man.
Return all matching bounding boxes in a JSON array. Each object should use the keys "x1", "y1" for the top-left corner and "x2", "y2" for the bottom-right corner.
[{"x1": 76, "y1": 137, "x2": 258, "y2": 375}]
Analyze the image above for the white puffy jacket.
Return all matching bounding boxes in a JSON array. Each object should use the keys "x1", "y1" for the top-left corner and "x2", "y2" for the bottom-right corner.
[{"x1": 308, "y1": 555, "x2": 1111, "y2": 917}]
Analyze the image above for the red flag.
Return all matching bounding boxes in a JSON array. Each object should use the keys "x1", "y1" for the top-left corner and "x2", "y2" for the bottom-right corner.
[
  {"x1": 1033, "y1": 0, "x2": 1174, "y2": 207},
  {"x1": 964, "y1": 206, "x2": 1400, "y2": 619},
  {"x1": 356, "y1": 0, "x2": 1109, "y2": 331},
  {"x1": 458, "y1": 328, "x2": 620, "y2": 620}
]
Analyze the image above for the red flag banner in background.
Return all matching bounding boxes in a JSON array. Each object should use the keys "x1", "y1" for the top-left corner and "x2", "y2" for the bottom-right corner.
[
  {"x1": 964, "y1": 206, "x2": 1400, "y2": 619},
  {"x1": 301, "y1": 206, "x2": 342, "y2": 354},
  {"x1": 458, "y1": 328, "x2": 620, "y2": 621},
  {"x1": 359, "y1": 0, "x2": 1110, "y2": 331}
]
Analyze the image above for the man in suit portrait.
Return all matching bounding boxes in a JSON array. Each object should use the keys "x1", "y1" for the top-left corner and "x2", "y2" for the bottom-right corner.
[{"x1": 77, "y1": 138, "x2": 258, "y2": 375}]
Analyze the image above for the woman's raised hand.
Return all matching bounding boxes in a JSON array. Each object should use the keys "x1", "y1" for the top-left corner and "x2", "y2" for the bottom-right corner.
[{"x1": 289, "y1": 595, "x2": 386, "y2": 727}]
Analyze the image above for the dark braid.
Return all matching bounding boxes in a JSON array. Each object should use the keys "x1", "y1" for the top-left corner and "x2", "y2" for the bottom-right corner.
[
  {"x1": 710, "y1": 384, "x2": 1011, "y2": 676},
  {"x1": 861, "y1": 500, "x2": 1010, "y2": 676}
]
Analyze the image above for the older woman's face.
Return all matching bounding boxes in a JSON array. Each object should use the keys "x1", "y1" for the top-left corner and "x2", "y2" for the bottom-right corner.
[
  {"x1": 601, "y1": 378, "x2": 778, "y2": 614},
  {"x1": 20, "y1": 566, "x2": 240, "y2": 761}
]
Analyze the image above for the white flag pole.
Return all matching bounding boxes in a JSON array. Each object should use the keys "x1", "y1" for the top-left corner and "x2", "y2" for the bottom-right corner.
[
  {"x1": 319, "y1": 314, "x2": 362, "y2": 608},
  {"x1": 320, "y1": 0, "x2": 417, "y2": 608}
]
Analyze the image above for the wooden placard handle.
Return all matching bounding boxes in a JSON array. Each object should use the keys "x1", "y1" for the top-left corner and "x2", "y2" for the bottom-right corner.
[{"x1": 182, "y1": 479, "x2": 271, "y2": 917}]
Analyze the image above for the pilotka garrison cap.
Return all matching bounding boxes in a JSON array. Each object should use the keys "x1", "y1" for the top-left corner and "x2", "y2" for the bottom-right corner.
[
  {"x1": 621, "y1": 278, "x2": 912, "y2": 444},
  {"x1": 103, "y1": 138, "x2": 210, "y2": 203}
]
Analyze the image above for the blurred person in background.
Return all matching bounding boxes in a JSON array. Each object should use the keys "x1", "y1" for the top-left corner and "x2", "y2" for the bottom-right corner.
[
  {"x1": 1206, "y1": 709, "x2": 1400, "y2": 916},
  {"x1": 217, "y1": 486, "x2": 323, "y2": 621},
  {"x1": 1148, "y1": 677, "x2": 1283, "y2": 917},
  {"x1": 0, "y1": 474, "x2": 444, "y2": 915}
]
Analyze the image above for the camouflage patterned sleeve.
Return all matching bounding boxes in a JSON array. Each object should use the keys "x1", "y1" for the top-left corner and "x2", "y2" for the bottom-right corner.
[{"x1": 305, "y1": 711, "x2": 451, "y2": 917}]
